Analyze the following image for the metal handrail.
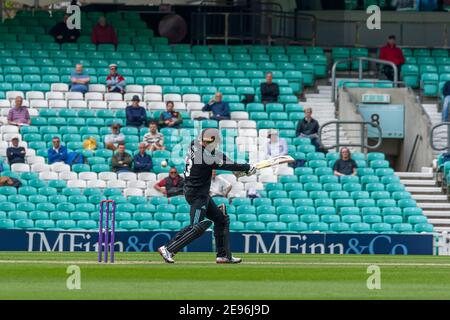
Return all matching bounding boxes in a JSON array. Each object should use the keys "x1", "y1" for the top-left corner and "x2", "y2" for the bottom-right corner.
[
  {"x1": 191, "y1": 10, "x2": 316, "y2": 46},
  {"x1": 406, "y1": 134, "x2": 421, "y2": 172},
  {"x1": 331, "y1": 57, "x2": 399, "y2": 102},
  {"x1": 430, "y1": 122, "x2": 450, "y2": 153},
  {"x1": 319, "y1": 120, "x2": 383, "y2": 152},
  {"x1": 196, "y1": 0, "x2": 283, "y2": 12}
]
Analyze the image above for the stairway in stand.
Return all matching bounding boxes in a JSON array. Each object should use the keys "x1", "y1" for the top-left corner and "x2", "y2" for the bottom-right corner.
[
  {"x1": 397, "y1": 170, "x2": 450, "y2": 233},
  {"x1": 303, "y1": 85, "x2": 352, "y2": 152}
]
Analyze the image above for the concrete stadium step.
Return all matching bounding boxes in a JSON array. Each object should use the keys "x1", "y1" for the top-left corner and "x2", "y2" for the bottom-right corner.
[
  {"x1": 304, "y1": 98, "x2": 333, "y2": 104},
  {"x1": 305, "y1": 93, "x2": 331, "y2": 98},
  {"x1": 395, "y1": 172, "x2": 434, "y2": 179},
  {"x1": 400, "y1": 180, "x2": 436, "y2": 187},
  {"x1": 423, "y1": 210, "x2": 450, "y2": 218},
  {"x1": 418, "y1": 202, "x2": 450, "y2": 210},
  {"x1": 406, "y1": 187, "x2": 442, "y2": 194},
  {"x1": 427, "y1": 218, "x2": 450, "y2": 226},
  {"x1": 317, "y1": 91, "x2": 332, "y2": 95},
  {"x1": 301, "y1": 102, "x2": 335, "y2": 108},
  {"x1": 412, "y1": 194, "x2": 448, "y2": 202}
]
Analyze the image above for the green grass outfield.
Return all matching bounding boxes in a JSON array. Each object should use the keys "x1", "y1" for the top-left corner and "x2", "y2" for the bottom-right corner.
[{"x1": 0, "y1": 252, "x2": 450, "y2": 299}]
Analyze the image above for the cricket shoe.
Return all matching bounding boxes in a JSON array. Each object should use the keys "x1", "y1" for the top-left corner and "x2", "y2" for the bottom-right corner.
[
  {"x1": 158, "y1": 246, "x2": 174, "y2": 264},
  {"x1": 216, "y1": 256, "x2": 242, "y2": 264}
]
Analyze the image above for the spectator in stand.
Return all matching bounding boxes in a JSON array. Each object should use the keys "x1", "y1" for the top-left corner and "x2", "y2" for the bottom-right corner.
[
  {"x1": 154, "y1": 166, "x2": 185, "y2": 198},
  {"x1": 159, "y1": 101, "x2": 183, "y2": 128},
  {"x1": 0, "y1": 176, "x2": 22, "y2": 188},
  {"x1": 441, "y1": 80, "x2": 450, "y2": 122},
  {"x1": 333, "y1": 147, "x2": 357, "y2": 177},
  {"x1": 8, "y1": 96, "x2": 30, "y2": 127},
  {"x1": 265, "y1": 129, "x2": 288, "y2": 158},
  {"x1": 260, "y1": 72, "x2": 279, "y2": 104},
  {"x1": 143, "y1": 121, "x2": 165, "y2": 151},
  {"x1": 111, "y1": 143, "x2": 132, "y2": 173},
  {"x1": 209, "y1": 169, "x2": 232, "y2": 198},
  {"x1": 7, "y1": 136, "x2": 26, "y2": 165},
  {"x1": 133, "y1": 143, "x2": 153, "y2": 173},
  {"x1": 104, "y1": 123, "x2": 125, "y2": 151},
  {"x1": 379, "y1": 35, "x2": 405, "y2": 82},
  {"x1": 48, "y1": 137, "x2": 83, "y2": 165},
  {"x1": 70, "y1": 64, "x2": 90, "y2": 93},
  {"x1": 106, "y1": 64, "x2": 126, "y2": 93},
  {"x1": 126, "y1": 95, "x2": 147, "y2": 128},
  {"x1": 296, "y1": 107, "x2": 321, "y2": 151},
  {"x1": 202, "y1": 92, "x2": 231, "y2": 121},
  {"x1": 91, "y1": 16, "x2": 118, "y2": 46},
  {"x1": 48, "y1": 14, "x2": 80, "y2": 44}
]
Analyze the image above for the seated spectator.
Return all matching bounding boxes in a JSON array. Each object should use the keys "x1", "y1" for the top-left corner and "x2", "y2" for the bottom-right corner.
[
  {"x1": 442, "y1": 80, "x2": 450, "y2": 122},
  {"x1": 70, "y1": 64, "x2": 90, "y2": 93},
  {"x1": 8, "y1": 96, "x2": 30, "y2": 127},
  {"x1": 92, "y1": 16, "x2": 118, "y2": 46},
  {"x1": 143, "y1": 121, "x2": 165, "y2": 151},
  {"x1": 202, "y1": 92, "x2": 230, "y2": 121},
  {"x1": 48, "y1": 137, "x2": 83, "y2": 165},
  {"x1": 260, "y1": 72, "x2": 279, "y2": 104},
  {"x1": 266, "y1": 129, "x2": 288, "y2": 158},
  {"x1": 0, "y1": 176, "x2": 22, "y2": 188},
  {"x1": 7, "y1": 136, "x2": 25, "y2": 164},
  {"x1": 159, "y1": 101, "x2": 183, "y2": 128},
  {"x1": 106, "y1": 64, "x2": 126, "y2": 93},
  {"x1": 126, "y1": 95, "x2": 147, "y2": 128},
  {"x1": 104, "y1": 123, "x2": 125, "y2": 151},
  {"x1": 333, "y1": 148, "x2": 357, "y2": 176},
  {"x1": 379, "y1": 35, "x2": 404, "y2": 82},
  {"x1": 49, "y1": 14, "x2": 80, "y2": 44},
  {"x1": 154, "y1": 166, "x2": 184, "y2": 198},
  {"x1": 111, "y1": 143, "x2": 132, "y2": 173},
  {"x1": 210, "y1": 169, "x2": 232, "y2": 198},
  {"x1": 247, "y1": 188, "x2": 261, "y2": 199},
  {"x1": 296, "y1": 107, "x2": 321, "y2": 151},
  {"x1": 134, "y1": 143, "x2": 153, "y2": 173}
]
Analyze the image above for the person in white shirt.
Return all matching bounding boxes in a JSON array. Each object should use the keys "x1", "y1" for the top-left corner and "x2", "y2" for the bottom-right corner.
[
  {"x1": 209, "y1": 169, "x2": 232, "y2": 198},
  {"x1": 265, "y1": 129, "x2": 288, "y2": 159},
  {"x1": 104, "y1": 123, "x2": 125, "y2": 151},
  {"x1": 143, "y1": 121, "x2": 165, "y2": 151}
]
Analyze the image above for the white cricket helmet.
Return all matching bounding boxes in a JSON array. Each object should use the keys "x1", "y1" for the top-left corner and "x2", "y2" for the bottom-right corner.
[{"x1": 198, "y1": 128, "x2": 222, "y2": 151}]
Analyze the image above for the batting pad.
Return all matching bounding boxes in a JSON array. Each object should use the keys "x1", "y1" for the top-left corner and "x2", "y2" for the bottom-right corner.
[{"x1": 166, "y1": 220, "x2": 212, "y2": 254}]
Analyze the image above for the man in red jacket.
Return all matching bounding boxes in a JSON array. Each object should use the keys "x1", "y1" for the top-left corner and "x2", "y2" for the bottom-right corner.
[
  {"x1": 379, "y1": 35, "x2": 405, "y2": 82},
  {"x1": 91, "y1": 16, "x2": 118, "y2": 46}
]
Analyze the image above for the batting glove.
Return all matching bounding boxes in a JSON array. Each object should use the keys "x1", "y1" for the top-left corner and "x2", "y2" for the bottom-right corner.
[{"x1": 246, "y1": 165, "x2": 257, "y2": 176}]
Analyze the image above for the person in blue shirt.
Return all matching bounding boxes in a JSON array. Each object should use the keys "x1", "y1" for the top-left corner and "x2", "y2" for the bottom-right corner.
[
  {"x1": 202, "y1": 92, "x2": 230, "y2": 121},
  {"x1": 70, "y1": 64, "x2": 90, "y2": 93},
  {"x1": 133, "y1": 143, "x2": 153, "y2": 173},
  {"x1": 48, "y1": 137, "x2": 68, "y2": 164},
  {"x1": 48, "y1": 137, "x2": 83, "y2": 165},
  {"x1": 126, "y1": 95, "x2": 147, "y2": 128}
]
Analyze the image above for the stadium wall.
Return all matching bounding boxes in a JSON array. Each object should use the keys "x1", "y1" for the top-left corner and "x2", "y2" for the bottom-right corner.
[
  {"x1": 0, "y1": 230, "x2": 434, "y2": 255},
  {"x1": 296, "y1": 11, "x2": 450, "y2": 47},
  {"x1": 340, "y1": 88, "x2": 434, "y2": 171}
]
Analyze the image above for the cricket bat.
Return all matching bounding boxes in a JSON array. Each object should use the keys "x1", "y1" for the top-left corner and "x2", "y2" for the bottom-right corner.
[
  {"x1": 254, "y1": 155, "x2": 295, "y2": 169},
  {"x1": 234, "y1": 155, "x2": 295, "y2": 177}
]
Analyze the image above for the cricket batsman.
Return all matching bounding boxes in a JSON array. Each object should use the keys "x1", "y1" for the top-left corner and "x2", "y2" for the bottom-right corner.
[{"x1": 158, "y1": 128, "x2": 256, "y2": 263}]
